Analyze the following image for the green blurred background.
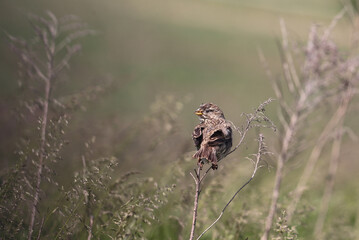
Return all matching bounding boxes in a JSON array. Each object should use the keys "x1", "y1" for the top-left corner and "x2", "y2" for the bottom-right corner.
[
  {"x1": 0, "y1": 0, "x2": 350, "y2": 165},
  {"x1": 1, "y1": 0, "x2": 358, "y2": 239}
]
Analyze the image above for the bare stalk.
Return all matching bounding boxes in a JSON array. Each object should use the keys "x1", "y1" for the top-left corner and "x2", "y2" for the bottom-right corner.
[
  {"x1": 87, "y1": 215, "x2": 94, "y2": 240},
  {"x1": 261, "y1": 111, "x2": 299, "y2": 240},
  {"x1": 286, "y1": 87, "x2": 353, "y2": 222},
  {"x1": 227, "y1": 98, "x2": 275, "y2": 157},
  {"x1": 196, "y1": 134, "x2": 265, "y2": 240},
  {"x1": 314, "y1": 127, "x2": 343, "y2": 239},
  {"x1": 28, "y1": 37, "x2": 54, "y2": 240},
  {"x1": 36, "y1": 217, "x2": 45, "y2": 240},
  {"x1": 260, "y1": 11, "x2": 349, "y2": 238},
  {"x1": 189, "y1": 166, "x2": 201, "y2": 240},
  {"x1": 8, "y1": 12, "x2": 93, "y2": 239},
  {"x1": 261, "y1": 29, "x2": 308, "y2": 236},
  {"x1": 259, "y1": 29, "x2": 305, "y2": 239}
]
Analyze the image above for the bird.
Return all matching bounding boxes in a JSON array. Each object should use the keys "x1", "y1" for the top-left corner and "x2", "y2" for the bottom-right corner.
[{"x1": 192, "y1": 103, "x2": 232, "y2": 170}]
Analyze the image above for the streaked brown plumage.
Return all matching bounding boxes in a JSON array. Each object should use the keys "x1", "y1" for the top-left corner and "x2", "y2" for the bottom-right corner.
[{"x1": 192, "y1": 103, "x2": 232, "y2": 170}]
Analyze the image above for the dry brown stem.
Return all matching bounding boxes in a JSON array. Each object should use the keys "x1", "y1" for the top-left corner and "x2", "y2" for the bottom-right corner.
[
  {"x1": 286, "y1": 86, "x2": 354, "y2": 222},
  {"x1": 27, "y1": 27, "x2": 54, "y2": 240},
  {"x1": 261, "y1": 21, "x2": 311, "y2": 238},
  {"x1": 189, "y1": 166, "x2": 201, "y2": 240},
  {"x1": 260, "y1": 9, "x2": 351, "y2": 238},
  {"x1": 7, "y1": 11, "x2": 93, "y2": 240},
  {"x1": 87, "y1": 215, "x2": 94, "y2": 240},
  {"x1": 261, "y1": 108, "x2": 299, "y2": 240},
  {"x1": 314, "y1": 127, "x2": 343, "y2": 239}
]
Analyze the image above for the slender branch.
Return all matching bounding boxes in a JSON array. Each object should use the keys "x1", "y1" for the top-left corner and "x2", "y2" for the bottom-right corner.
[
  {"x1": 225, "y1": 119, "x2": 251, "y2": 156},
  {"x1": 54, "y1": 202, "x2": 82, "y2": 240},
  {"x1": 321, "y1": 8, "x2": 346, "y2": 42},
  {"x1": 87, "y1": 215, "x2": 94, "y2": 240},
  {"x1": 189, "y1": 166, "x2": 201, "y2": 240},
  {"x1": 8, "y1": 12, "x2": 92, "y2": 240},
  {"x1": 259, "y1": 13, "x2": 347, "y2": 237},
  {"x1": 36, "y1": 217, "x2": 44, "y2": 240},
  {"x1": 196, "y1": 134, "x2": 265, "y2": 240},
  {"x1": 28, "y1": 77, "x2": 51, "y2": 240},
  {"x1": 28, "y1": 20, "x2": 56, "y2": 240},
  {"x1": 314, "y1": 127, "x2": 343, "y2": 239},
  {"x1": 261, "y1": 108, "x2": 299, "y2": 240},
  {"x1": 54, "y1": 44, "x2": 82, "y2": 76},
  {"x1": 286, "y1": 86, "x2": 353, "y2": 222},
  {"x1": 226, "y1": 98, "x2": 275, "y2": 157},
  {"x1": 8, "y1": 41, "x2": 49, "y2": 82},
  {"x1": 280, "y1": 18, "x2": 301, "y2": 93},
  {"x1": 199, "y1": 166, "x2": 211, "y2": 183}
]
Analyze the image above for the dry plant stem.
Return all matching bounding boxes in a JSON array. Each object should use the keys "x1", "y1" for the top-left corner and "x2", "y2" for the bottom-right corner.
[
  {"x1": 314, "y1": 127, "x2": 343, "y2": 239},
  {"x1": 28, "y1": 68, "x2": 52, "y2": 240},
  {"x1": 261, "y1": 113, "x2": 298, "y2": 240},
  {"x1": 196, "y1": 134, "x2": 264, "y2": 240},
  {"x1": 87, "y1": 215, "x2": 94, "y2": 240},
  {"x1": 279, "y1": 19, "x2": 301, "y2": 93},
  {"x1": 189, "y1": 166, "x2": 201, "y2": 240},
  {"x1": 36, "y1": 217, "x2": 45, "y2": 240},
  {"x1": 260, "y1": 20, "x2": 303, "y2": 238},
  {"x1": 28, "y1": 16, "x2": 57, "y2": 239},
  {"x1": 286, "y1": 87, "x2": 353, "y2": 222}
]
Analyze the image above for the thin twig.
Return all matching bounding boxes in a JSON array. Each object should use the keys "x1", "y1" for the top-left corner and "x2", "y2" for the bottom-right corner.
[
  {"x1": 321, "y1": 8, "x2": 346, "y2": 42},
  {"x1": 196, "y1": 134, "x2": 265, "y2": 240},
  {"x1": 189, "y1": 166, "x2": 201, "y2": 240},
  {"x1": 87, "y1": 215, "x2": 94, "y2": 240},
  {"x1": 28, "y1": 38, "x2": 53, "y2": 240},
  {"x1": 36, "y1": 217, "x2": 45, "y2": 240},
  {"x1": 199, "y1": 166, "x2": 212, "y2": 183},
  {"x1": 286, "y1": 86, "x2": 353, "y2": 222},
  {"x1": 226, "y1": 99, "x2": 274, "y2": 157},
  {"x1": 314, "y1": 127, "x2": 343, "y2": 239},
  {"x1": 280, "y1": 18, "x2": 301, "y2": 93},
  {"x1": 261, "y1": 111, "x2": 298, "y2": 240}
]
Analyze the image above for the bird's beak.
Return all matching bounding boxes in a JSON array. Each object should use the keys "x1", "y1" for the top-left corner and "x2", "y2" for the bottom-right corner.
[{"x1": 195, "y1": 110, "x2": 203, "y2": 116}]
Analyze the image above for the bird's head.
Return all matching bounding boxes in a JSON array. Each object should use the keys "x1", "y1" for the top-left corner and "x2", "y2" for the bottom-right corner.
[{"x1": 195, "y1": 103, "x2": 225, "y2": 121}]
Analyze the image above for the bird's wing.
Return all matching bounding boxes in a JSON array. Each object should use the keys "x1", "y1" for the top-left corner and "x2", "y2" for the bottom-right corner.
[
  {"x1": 208, "y1": 129, "x2": 226, "y2": 144},
  {"x1": 192, "y1": 124, "x2": 204, "y2": 150},
  {"x1": 209, "y1": 124, "x2": 232, "y2": 142}
]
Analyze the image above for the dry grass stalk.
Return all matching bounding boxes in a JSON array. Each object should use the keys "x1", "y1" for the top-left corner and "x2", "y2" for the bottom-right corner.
[
  {"x1": 7, "y1": 11, "x2": 94, "y2": 239},
  {"x1": 87, "y1": 215, "x2": 94, "y2": 240},
  {"x1": 314, "y1": 126, "x2": 344, "y2": 239},
  {"x1": 189, "y1": 166, "x2": 201, "y2": 240},
  {"x1": 286, "y1": 86, "x2": 354, "y2": 222},
  {"x1": 260, "y1": 20, "x2": 311, "y2": 240},
  {"x1": 25, "y1": 13, "x2": 57, "y2": 240},
  {"x1": 261, "y1": 104, "x2": 298, "y2": 240},
  {"x1": 260, "y1": 10, "x2": 352, "y2": 239}
]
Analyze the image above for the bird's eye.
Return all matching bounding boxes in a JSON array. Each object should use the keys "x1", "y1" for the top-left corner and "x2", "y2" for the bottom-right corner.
[{"x1": 205, "y1": 109, "x2": 214, "y2": 113}]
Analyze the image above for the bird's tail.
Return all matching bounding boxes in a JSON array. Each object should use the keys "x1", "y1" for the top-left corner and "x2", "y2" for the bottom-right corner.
[{"x1": 193, "y1": 146, "x2": 217, "y2": 165}]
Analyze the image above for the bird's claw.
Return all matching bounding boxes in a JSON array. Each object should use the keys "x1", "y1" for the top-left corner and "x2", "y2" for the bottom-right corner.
[{"x1": 211, "y1": 163, "x2": 218, "y2": 170}]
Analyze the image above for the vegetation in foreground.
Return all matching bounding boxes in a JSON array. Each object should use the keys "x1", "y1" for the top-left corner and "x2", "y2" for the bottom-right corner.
[{"x1": 1, "y1": 2, "x2": 359, "y2": 240}]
